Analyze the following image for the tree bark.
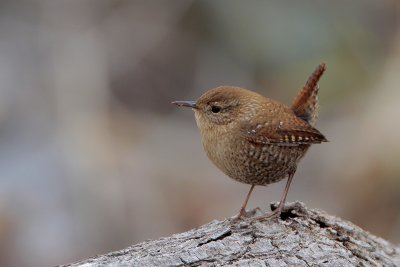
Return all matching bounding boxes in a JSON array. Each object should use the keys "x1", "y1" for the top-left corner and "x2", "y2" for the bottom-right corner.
[{"x1": 59, "y1": 202, "x2": 400, "y2": 267}]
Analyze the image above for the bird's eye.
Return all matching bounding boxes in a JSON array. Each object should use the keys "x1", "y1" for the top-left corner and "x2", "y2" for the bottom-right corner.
[{"x1": 211, "y1": 105, "x2": 222, "y2": 113}]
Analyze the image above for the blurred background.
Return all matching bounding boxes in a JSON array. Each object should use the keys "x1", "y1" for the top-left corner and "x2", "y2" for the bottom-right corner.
[{"x1": 0, "y1": 0, "x2": 399, "y2": 266}]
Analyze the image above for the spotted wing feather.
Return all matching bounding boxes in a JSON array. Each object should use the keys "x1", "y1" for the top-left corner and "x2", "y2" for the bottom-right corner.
[{"x1": 240, "y1": 113, "x2": 327, "y2": 146}]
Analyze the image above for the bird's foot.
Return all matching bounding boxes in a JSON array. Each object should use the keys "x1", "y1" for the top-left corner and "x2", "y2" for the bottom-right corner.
[
  {"x1": 257, "y1": 204, "x2": 283, "y2": 221},
  {"x1": 236, "y1": 207, "x2": 261, "y2": 220}
]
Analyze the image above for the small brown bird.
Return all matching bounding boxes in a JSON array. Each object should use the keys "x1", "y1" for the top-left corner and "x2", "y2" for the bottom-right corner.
[{"x1": 172, "y1": 63, "x2": 327, "y2": 218}]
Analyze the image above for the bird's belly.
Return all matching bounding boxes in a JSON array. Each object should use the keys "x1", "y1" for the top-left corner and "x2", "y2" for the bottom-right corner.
[{"x1": 203, "y1": 135, "x2": 309, "y2": 186}]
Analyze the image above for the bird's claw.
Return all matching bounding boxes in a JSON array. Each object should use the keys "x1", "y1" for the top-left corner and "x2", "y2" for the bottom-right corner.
[{"x1": 236, "y1": 207, "x2": 261, "y2": 219}]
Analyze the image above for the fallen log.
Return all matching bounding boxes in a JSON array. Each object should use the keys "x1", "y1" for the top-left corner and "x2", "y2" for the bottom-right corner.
[{"x1": 59, "y1": 202, "x2": 400, "y2": 267}]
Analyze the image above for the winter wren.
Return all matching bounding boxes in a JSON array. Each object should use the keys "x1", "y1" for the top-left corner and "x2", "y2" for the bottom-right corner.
[{"x1": 172, "y1": 63, "x2": 327, "y2": 218}]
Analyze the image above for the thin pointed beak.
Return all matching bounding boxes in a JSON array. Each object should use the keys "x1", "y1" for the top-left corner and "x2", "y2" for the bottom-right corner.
[{"x1": 171, "y1": 100, "x2": 197, "y2": 109}]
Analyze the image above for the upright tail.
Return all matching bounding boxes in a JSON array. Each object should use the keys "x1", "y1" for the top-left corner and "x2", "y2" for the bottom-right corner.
[{"x1": 291, "y1": 63, "x2": 327, "y2": 126}]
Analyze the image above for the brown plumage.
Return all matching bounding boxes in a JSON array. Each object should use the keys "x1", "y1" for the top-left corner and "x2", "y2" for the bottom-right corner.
[
  {"x1": 292, "y1": 63, "x2": 326, "y2": 126},
  {"x1": 172, "y1": 63, "x2": 327, "y2": 218}
]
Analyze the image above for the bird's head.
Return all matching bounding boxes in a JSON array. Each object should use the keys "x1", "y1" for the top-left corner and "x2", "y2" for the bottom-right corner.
[{"x1": 172, "y1": 86, "x2": 264, "y2": 130}]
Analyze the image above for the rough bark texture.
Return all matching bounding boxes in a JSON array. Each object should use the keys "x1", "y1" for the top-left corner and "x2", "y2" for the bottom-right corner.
[{"x1": 60, "y1": 202, "x2": 400, "y2": 267}]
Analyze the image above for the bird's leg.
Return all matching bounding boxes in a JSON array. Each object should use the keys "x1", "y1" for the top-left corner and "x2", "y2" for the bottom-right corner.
[
  {"x1": 238, "y1": 184, "x2": 256, "y2": 218},
  {"x1": 260, "y1": 171, "x2": 295, "y2": 220}
]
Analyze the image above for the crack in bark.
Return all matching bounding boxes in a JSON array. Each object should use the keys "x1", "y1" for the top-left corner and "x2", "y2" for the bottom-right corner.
[{"x1": 197, "y1": 230, "x2": 232, "y2": 247}]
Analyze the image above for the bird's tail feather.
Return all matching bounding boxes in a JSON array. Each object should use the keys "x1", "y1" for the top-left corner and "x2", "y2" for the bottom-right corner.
[{"x1": 291, "y1": 63, "x2": 326, "y2": 126}]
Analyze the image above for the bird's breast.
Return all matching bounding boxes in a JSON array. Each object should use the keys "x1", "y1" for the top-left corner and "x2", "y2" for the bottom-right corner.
[
  {"x1": 199, "y1": 124, "x2": 309, "y2": 185},
  {"x1": 199, "y1": 125, "x2": 233, "y2": 172}
]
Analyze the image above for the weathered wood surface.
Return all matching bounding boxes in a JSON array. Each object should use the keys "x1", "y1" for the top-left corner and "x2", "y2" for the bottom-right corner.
[{"x1": 60, "y1": 202, "x2": 400, "y2": 267}]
